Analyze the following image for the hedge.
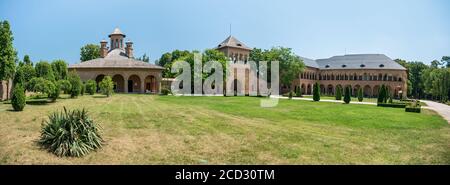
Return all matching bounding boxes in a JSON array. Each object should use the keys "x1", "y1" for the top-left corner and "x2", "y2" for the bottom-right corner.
[
  {"x1": 377, "y1": 103, "x2": 406, "y2": 108},
  {"x1": 405, "y1": 107, "x2": 421, "y2": 113}
]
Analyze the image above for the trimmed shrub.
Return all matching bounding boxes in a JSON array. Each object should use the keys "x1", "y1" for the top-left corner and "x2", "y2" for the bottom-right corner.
[
  {"x1": 388, "y1": 96, "x2": 393, "y2": 103},
  {"x1": 357, "y1": 88, "x2": 363, "y2": 102},
  {"x1": 38, "y1": 107, "x2": 103, "y2": 157},
  {"x1": 405, "y1": 107, "x2": 421, "y2": 113},
  {"x1": 99, "y1": 76, "x2": 114, "y2": 97},
  {"x1": 49, "y1": 83, "x2": 60, "y2": 102},
  {"x1": 377, "y1": 103, "x2": 406, "y2": 108},
  {"x1": 161, "y1": 88, "x2": 171, "y2": 95},
  {"x1": 344, "y1": 86, "x2": 351, "y2": 104},
  {"x1": 377, "y1": 84, "x2": 385, "y2": 103},
  {"x1": 296, "y1": 86, "x2": 302, "y2": 97},
  {"x1": 68, "y1": 71, "x2": 82, "y2": 98},
  {"x1": 80, "y1": 82, "x2": 85, "y2": 96},
  {"x1": 57, "y1": 80, "x2": 71, "y2": 94},
  {"x1": 313, "y1": 82, "x2": 320, "y2": 101},
  {"x1": 85, "y1": 80, "x2": 96, "y2": 95},
  {"x1": 335, "y1": 86, "x2": 342, "y2": 100},
  {"x1": 288, "y1": 91, "x2": 293, "y2": 99},
  {"x1": 11, "y1": 85, "x2": 26, "y2": 111}
]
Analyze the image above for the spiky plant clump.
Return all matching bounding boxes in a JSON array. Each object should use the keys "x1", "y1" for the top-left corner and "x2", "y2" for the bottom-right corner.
[{"x1": 39, "y1": 107, "x2": 103, "y2": 157}]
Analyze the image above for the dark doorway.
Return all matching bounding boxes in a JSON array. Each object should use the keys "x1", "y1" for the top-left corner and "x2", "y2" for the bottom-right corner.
[{"x1": 128, "y1": 80, "x2": 133, "y2": 92}]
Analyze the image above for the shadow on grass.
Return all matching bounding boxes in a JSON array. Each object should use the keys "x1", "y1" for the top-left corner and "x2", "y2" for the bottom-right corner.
[
  {"x1": 93, "y1": 95, "x2": 108, "y2": 98},
  {"x1": 26, "y1": 99, "x2": 54, "y2": 105}
]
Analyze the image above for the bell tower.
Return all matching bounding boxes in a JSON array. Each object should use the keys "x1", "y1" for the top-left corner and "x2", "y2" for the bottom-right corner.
[{"x1": 108, "y1": 28, "x2": 126, "y2": 50}]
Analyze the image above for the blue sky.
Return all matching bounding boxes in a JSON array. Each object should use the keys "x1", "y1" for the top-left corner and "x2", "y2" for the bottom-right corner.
[{"x1": 1, "y1": 0, "x2": 449, "y2": 64}]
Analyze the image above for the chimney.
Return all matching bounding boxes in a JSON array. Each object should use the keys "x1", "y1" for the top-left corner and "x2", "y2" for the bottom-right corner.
[
  {"x1": 100, "y1": 39, "x2": 108, "y2": 58},
  {"x1": 125, "y1": 41, "x2": 134, "y2": 58}
]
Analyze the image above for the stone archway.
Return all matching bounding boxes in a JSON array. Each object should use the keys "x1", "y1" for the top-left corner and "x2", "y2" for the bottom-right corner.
[
  {"x1": 353, "y1": 85, "x2": 361, "y2": 97},
  {"x1": 327, "y1": 84, "x2": 334, "y2": 95},
  {"x1": 233, "y1": 79, "x2": 244, "y2": 96},
  {"x1": 320, "y1": 84, "x2": 325, "y2": 95},
  {"x1": 112, "y1": 74, "x2": 125, "y2": 93},
  {"x1": 373, "y1": 85, "x2": 380, "y2": 97},
  {"x1": 95, "y1": 74, "x2": 105, "y2": 92},
  {"x1": 301, "y1": 84, "x2": 305, "y2": 94},
  {"x1": 363, "y1": 85, "x2": 371, "y2": 97},
  {"x1": 144, "y1": 75, "x2": 157, "y2": 93},
  {"x1": 307, "y1": 84, "x2": 312, "y2": 95},
  {"x1": 128, "y1": 75, "x2": 141, "y2": 93}
]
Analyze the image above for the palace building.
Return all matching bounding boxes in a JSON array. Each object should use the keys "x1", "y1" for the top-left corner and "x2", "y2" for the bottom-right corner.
[
  {"x1": 69, "y1": 28, "x2": 164, "y2": 93},
  {"x1": 65, "y1": 28, "x2": 407, "y2": 98},
  {"x1": 214, "y1": 36, "x2": 408, "y2": 98}
]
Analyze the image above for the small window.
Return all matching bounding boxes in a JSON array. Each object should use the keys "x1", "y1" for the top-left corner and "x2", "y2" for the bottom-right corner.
[
  {"x1": 237, "y1": 43, "x2": 242, "y2": 46},
  {"x1": 325, "y1": 65, "x2": 330, "y2": 68},
  {"x1": 218, "y1": 44, "x2": 222, "y2": 47},
  {"x1": 360, "y1": 64, "x2": 365, "y2": 67},
  {"x1": 342, "y1": 64, "x2": 347, "y2": 68},
  {"x1": 379, "y1": 64, "x2": 384, "y2": 68}
]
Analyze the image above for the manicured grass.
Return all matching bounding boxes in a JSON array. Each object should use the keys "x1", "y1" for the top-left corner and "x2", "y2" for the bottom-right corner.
[{"x1": 0, "y1": 94, "x2": 449, "y2": 164}]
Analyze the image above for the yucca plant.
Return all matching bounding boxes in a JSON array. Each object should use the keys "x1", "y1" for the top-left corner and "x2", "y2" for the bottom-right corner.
[{"x1": 39, "y1": 107, "x2": 103, "y2": 157}]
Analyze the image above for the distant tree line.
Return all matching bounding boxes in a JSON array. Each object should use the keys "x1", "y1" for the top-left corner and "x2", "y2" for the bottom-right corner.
[{"x1": 395, "y1": 57, "x2": 450, "y2": 102}]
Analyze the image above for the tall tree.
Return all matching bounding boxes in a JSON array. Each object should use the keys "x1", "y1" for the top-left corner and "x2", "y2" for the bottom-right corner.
[
  {"x1": 408, "y1": 61, "x2": 428, "y2": 98},
  {"x1": 137, "y1": 53, "x2": 150, "y2": 63},
  {"x1": 23, "y1": 55, "x2": 32, "y2": 66},
  {"x1": 0, "y1": 20, "x2": 16, "y2": 100},
  {"x1": 51, "y1": 59, "x2": 68, "y2": 80},
  {"x1": 258, "y1": 47, "x2": 305, "y2": 91},
  {"x1": 442, "y1": 56, "x2": 450, "y2": 68},
  {"x1": 80, "y1": 44, "x2": 100, "y2": 62},
  {"x1": 35, "y1": 61, "x2": 55, "y2": 81}
]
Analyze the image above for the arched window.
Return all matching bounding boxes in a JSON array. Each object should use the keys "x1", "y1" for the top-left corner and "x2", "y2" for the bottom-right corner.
[{"x1": 115, "y1": 39, "x2": 119, "y2": 48}]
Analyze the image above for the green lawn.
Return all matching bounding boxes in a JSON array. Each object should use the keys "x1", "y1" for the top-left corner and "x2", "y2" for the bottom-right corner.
[{"x1": 0, "y1": 94, "x2": 449, "y2": 164}]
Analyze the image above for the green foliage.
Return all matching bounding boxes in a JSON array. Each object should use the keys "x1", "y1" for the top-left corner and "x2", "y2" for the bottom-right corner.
[
  {"x1": 51, "y1": 60, "x2": 68, "y2": 81},
  {"x1": 67, "y1": 71, "x2": 82, "y2": 98},
  {"x1": 11, "y1": 84, "x2": 25, "y2": 111},
  {"x1": 288, "y1": 91, "x2": 293, "y2": 99},
  {"x1": 85, "y1": 80, "x2": 97, "y2": 95},
  {"x1": 80, "y1": 44, "x2": 100, "y2": 62},
  {"x1": 23, "y1": 55, "x2": 32, "y2": 65},
  {"x1": 377, "y1": 84, "x2": 386, "y2": 103},
  {"x1": 405, "y1": 100, "x2": 421, "y2": 113},
  {"x1": 49, "y1": 82, "x2": 60, "y2": 101},
  {"x1": 388, "y1": 96, "x2": 393, "y2": 103},
  {"x1": 0, "y1": 20, "x2": 17, "y2": 100},
  {"x1": 35, "y1": 61, "x2": 55, "y2": 81},
  {"x1": 137, "y1": 53, "x2": 150, "y2": 63},
  {"x1": 377, "y1": 103, "x2": 406, "y2": 108},
  {"x1": 335, "y1": 85, "x2": 342, "y2": 100},
  {"x1": 357, "y1": 88, "x2": 363, "y2": 102},
  {"x1": 254, "y1": 47, "x2": 305, "y2": 88},
  {"x1": 80, "y1": 82, "x2": 85, "y2": 96},
  {"x1": 38, "y1": 107, "x2": 103, "y2": 157},
  {"x1": 295, "y1": 86, "x2": 301, "y2": 97},
  {"x1": 99, "y1": 76, "x2": 114, "y2": 97},
  {"x1": 343, "y1": 86, "x2": 351, "y2": 104},
  {"x1": 57, "y1": 80, "x2": 71, "y2": 94},
  {"x1": 160, "y1": 88, "x2": 171, "y2": 95},
  {"x1": 421, "y1": 67, "x2": 450, "y2": 102},
  {"x1": 313, "y1": 82, "x2": 320, "y2": 101},
  {"x1": 28, "y1": 77, "x2": 55, "y2": 95},
  {"x1": 14, "y1": 63, "x2": 35, "y2": 90}
]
